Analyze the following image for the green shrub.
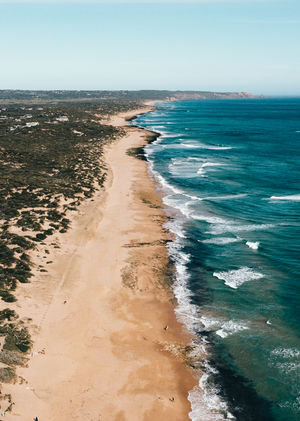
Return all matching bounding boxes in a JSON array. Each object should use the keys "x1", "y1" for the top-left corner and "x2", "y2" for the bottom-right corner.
[
  {"x1": 0, "y1": 291, "x2": 17, "y2": 303},
  {"x1": 35, "y1": 233, "x2": 46, "y2": 240}
]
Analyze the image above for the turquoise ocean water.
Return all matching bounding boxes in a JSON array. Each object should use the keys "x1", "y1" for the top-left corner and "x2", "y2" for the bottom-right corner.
[{"x1": 134, "y1": 98, "x2": 300, "y2": 421}]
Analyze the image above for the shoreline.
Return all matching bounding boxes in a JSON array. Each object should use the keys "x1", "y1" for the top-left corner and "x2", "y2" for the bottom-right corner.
[{"x1": 2, "y1": 105, "x2": 197, "y2": 420}]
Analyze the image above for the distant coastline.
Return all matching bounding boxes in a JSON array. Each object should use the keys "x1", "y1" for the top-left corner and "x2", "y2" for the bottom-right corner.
[{"x1": 0, "y1": 89, "x2": 266, "y2": 105}]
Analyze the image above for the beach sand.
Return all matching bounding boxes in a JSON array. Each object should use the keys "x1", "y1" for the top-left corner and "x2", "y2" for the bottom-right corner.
[{"x1": 2, "y1": 108, "x2": 197, "y2": 420}]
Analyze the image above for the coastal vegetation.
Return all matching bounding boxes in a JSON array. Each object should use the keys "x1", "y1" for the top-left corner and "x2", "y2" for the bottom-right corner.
[
  {"x1": 0, "y1": 103, "x2": 124, "y2": 303},
  {"x1": 0, "y1": 97, "x2": 141, "y2": 388}
]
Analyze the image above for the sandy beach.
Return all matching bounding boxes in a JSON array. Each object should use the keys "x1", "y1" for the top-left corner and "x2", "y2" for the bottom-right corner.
[{"x1": 1, "y1": 107, "x2": 197, "y2": 420}]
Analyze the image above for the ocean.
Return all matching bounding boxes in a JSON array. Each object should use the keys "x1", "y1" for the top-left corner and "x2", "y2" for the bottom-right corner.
[{"x1": 133, "y1": 98, "x2": 300, "y2": 421}]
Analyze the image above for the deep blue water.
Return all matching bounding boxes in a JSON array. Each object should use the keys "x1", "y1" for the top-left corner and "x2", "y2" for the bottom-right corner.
[{"x1": 134, "y1": 98, "x2": 300, "y2": 421}]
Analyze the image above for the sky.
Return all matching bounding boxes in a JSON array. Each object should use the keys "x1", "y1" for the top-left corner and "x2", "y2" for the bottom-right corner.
[{"x1": 0, "y1": 0, "x2": 299, "y2": 95}]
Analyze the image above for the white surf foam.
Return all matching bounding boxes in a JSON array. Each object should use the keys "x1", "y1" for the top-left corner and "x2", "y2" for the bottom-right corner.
[
  {"x1": 200, "y1": 315, "x2": 250, "y2": 339},
  {"x1": 181, "y1": 143, "x2": 199, "y2": 148},
  {"x1": 180, "y1": 142, "x2": 233, "y2": 151},
  {"x1": 169, "y1": 158, "x2": 208, "y2": 178},
  {"x1": 148, "y1": 159, "x2": 204, "y2": 223},
  {"x1": 216, "y1": 320, "x2": 249, "y2": 338},
  {"x1": 269, "y1": 194, "x2": 300, "y2": 201},
  {"x1": 209, "y1": 223, "x2": 274, "y2": 235},
  {"x1": 213, "y1": 267, "x2": 264, "y2": 289},
  {"x1": 198, "y1": 163, "x2": 224, "y2": 176},
  {"x1": 204, "y1": 194, "x2": 247, "y2": 201},
  {"x1": 168, "y1": 241, "x2": 204, "y2": 334},
  {"x1": 157, "y1": 134, "x2": 185, "y2": 142},
  {"x1": 279, "y1": 398, "x2": 300, "y2": 412},
  {"x1": 167, "y1": 220, "x2": 186, "y2": 239},
  {"x1": 167, "y1": 219, "x2": 244, "y2": 420},
  {"x1": 202, "y1": 163, "x2": 222, "y2": 168},
  {"x1": 200, "y1": 315, "x2": 221, "y2": 330},
  {"x1": 163, "y1": 195, "x2": 194, "y2": 219},
  {"x1": 205, "y1": 146, "x2": 233, "y2": 150},
  {"x1": 166, "y1": 221, "x2": 236, "y2": 421},
  {"x1": 182, "y1": 193, "x2": 203, "y2": 201},
  {"x1": 276, "y1": 362, "x2": 300, "y2": 373},
  {"x1": 271, "y1": 348, "x2": 300, "y2": 358},
  {"x1": 155, "y1": 172, "x2": 183, "y2": 195},
  {"x1": 160, "y1": 133, "x2": 177, "y2": 139},
  {"x1": 163, "y1": 215, "x2": 207, "y2": 336},
  {"x1": 246, "y1": 241, "x2": 259, "y2": 250},
  {"x1": 188, "y1": 362, "x2": 236, "y2": 421},
  {"x1": 193, "y1": 215, "x2": 229, "y2": 224},
  {"x1": 202, "y1": 237, "x2": 240, "y2": 245}
]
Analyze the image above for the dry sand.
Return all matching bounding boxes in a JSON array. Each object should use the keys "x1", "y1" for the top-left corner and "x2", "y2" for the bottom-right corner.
[{"x1": 1, "y1": 108, "x2": 197, "y2": 420}]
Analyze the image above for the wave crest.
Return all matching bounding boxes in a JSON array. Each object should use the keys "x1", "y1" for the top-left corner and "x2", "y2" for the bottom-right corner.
[{"x1": 213, "y1": 267, "x2": 264, "y2": 289}]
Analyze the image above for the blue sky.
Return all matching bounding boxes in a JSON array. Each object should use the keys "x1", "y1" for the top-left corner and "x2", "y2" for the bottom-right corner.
[{"x1": 0, "y1": 0, "x2": 299, "y2": 95}]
